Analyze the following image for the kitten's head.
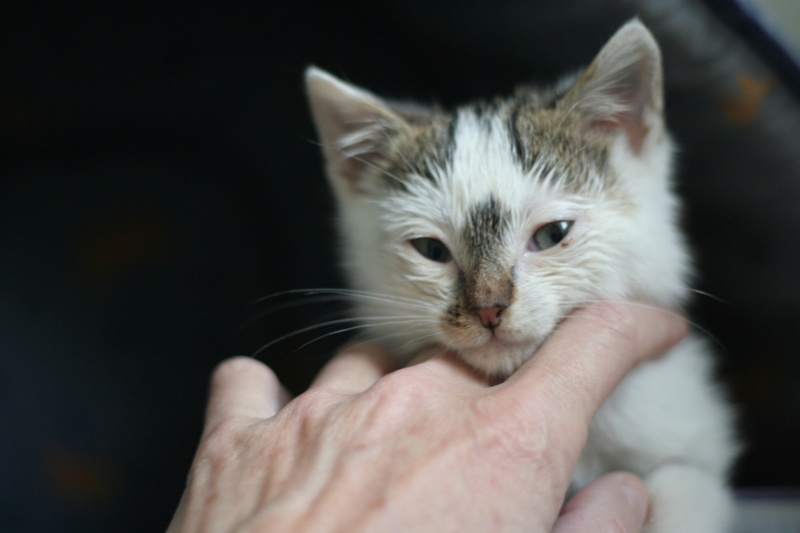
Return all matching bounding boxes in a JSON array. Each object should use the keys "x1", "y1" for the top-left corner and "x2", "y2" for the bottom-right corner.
[{"x1": 306, "y1": 20, "x2": 689, "y2": 376}]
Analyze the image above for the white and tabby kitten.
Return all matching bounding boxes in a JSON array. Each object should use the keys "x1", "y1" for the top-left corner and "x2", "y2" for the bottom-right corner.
[{"x1": 306, "y1": 20, "x2": 737, "y2": 533}]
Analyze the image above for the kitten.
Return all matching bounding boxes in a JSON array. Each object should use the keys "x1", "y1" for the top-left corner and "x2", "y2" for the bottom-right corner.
[{"x1": 306, "y1": 20, "x2": 737, "y2": 533}]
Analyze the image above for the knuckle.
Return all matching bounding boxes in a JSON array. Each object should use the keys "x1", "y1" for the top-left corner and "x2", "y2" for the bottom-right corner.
[
  {"x1": 284, "y1": 387, "x2": 342, "y2": 421},
  {"x1": 363, "y1": 369, "x2": 428, "y2": 411},
  {"x1": 348, "y1": 368, "x2": 446, "y2": 438},
  {"x1": 191, "y1": 423, "x2": 245, "y2": 484},
  {"x1": 199, "y1": 415, "x2": 250, "y2": 458}
]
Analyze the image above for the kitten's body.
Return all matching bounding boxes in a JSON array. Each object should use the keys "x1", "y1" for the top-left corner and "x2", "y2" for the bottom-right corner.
[{"x1": 306, "y1": 20, "x2": 737, "y2": 533}]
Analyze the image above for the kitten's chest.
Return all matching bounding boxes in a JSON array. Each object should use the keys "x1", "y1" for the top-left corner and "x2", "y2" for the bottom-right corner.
[{"x1": 573, "y1": 335, "x2": 732, "y2": 488}]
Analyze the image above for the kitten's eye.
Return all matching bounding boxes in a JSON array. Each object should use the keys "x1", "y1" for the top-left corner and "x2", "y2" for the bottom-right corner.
[
  {"x1": 410, "y1": 237, "x2": 452, "y2": 263},
  {"x1": 531, "y1": 220, "x2": 574, "y2": 251}
]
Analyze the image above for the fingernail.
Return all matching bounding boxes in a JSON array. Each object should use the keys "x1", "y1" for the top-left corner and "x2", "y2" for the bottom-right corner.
[{"x1": 621, "y1": 478, "x2": 650, "y2": 523}]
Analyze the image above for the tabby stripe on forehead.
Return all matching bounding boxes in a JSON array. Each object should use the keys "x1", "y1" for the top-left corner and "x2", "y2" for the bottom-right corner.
[
  {"x1": 474, "y1": 100, "x2": 503, "y2": 129},
  {"x1": 382, "y1": 112, "x2": 458, "y2": 188},
  {"x1": 465, "y1": 196, "x2": 510, "y2": 261},
  {"x1": 507, "y1": 98, "x2": 541, "y2": 172},
  {"x1": 443, "y1": 113, "x2": 458, "y2": 171},
  {"x1": 508, "y1": 99, "x2": 527, "y2": 167},
  {"x1": 416, "y1": 117, "x2": 456, "y2": 184}
]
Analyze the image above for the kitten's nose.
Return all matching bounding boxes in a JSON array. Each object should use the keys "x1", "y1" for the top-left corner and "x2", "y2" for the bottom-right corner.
[{"x1": 472, "y1": 306, "x2": 506, "y2": 329}]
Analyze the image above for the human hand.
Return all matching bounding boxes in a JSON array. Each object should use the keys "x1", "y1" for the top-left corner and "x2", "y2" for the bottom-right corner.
[{"x1": 168, "y1": 303, "x2": 686, "y2": 532}]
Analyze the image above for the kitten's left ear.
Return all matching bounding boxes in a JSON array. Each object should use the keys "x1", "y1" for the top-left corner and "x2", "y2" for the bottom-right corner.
[
  {"x1": 563, "y1": 19, "x2": 664, "y2": 154},
  {"x1": 306, "y1": 67, "x2": 407, "y2": 192}
]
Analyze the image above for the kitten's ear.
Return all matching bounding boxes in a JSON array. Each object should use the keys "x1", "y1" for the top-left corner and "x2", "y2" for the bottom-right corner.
[
  {"x1": 306, "y1": 67, "x2": 406, "y2": 191},
  {"x1": 563, "y1": 19, "x2": 663, "y2": 154}
]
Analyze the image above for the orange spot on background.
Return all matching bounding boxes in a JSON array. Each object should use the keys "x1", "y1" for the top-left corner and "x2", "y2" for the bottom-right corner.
[
  {"x1": 44, "y1": 449, "x2": 116, "y2": 507},
  {"x1": 720, "y1": 73, "x2": 774, "y2": 126}
]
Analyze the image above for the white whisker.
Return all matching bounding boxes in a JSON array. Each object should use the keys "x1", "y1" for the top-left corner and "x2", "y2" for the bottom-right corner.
[
  {"x1": 293, "y1": 318, "x2": 431, "y2": 352},
  {"x1": 394, "y1": 331, "x2": 442, "y2": 352},
  {"x1": 253, "y1": 314, "x2": 430, "y2": 358},
  {"x1": 344, "y1": 151, "x2": 406, "y2": 186},
  {"x1": 253, "y1": 288, "x2": 429, "y2": 310}
]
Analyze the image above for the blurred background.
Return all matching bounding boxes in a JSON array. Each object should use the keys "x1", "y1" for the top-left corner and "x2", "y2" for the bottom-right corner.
[{"x1": 2, "y1": 0, "x2": 799, "y2": 530}]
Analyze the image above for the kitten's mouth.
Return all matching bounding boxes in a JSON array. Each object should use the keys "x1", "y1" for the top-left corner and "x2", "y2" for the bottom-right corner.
[
  {"x1": 456, "y1": 336, "x2": 544, "y2": 376},
  {"x1": 481, "y1": 327, "x2": 532, "y2": 347}
]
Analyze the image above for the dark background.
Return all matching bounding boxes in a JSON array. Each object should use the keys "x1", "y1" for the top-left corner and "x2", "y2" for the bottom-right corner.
[{"x1": 2, "y1": 1, "x2": 799, "y2": 531}]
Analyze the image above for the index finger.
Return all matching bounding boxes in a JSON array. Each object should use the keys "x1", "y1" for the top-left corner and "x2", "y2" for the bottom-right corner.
[
  {"x1": 204, "y1": 357, "x2": 288, "y2": 435},
  {"x1": 500, "y1": 302, "x2": 687, "y2": 425}
]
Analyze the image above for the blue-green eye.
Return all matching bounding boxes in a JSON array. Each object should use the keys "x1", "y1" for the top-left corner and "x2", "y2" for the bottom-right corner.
[
  {"x1": 531, "y1": 220, "x2": 574, "y2": 251},
  {"x1": 410, "y1": 237, "x2": 452, "y2": 263}
]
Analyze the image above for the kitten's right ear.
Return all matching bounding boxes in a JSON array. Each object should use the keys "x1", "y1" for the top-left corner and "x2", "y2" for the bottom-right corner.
[{"x1": 305, "y1": 67, "x2": 406, "y2": 192}]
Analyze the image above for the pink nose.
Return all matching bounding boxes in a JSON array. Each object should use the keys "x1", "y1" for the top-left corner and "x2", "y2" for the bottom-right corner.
[{"x1": 472, "y1": 306, "x2": 506, "y2": 329}]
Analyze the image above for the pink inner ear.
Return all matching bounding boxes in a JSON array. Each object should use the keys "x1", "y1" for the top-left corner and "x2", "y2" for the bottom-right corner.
[
  {"x1": 337, "y1": 149, "x2": 384, "y2": 191},
  {"x1": 333, "y1": 131, "x2": 389, "y2": 192},
  {"x1": 590, "y1": 114, "x2": 647, "y2": 155}
]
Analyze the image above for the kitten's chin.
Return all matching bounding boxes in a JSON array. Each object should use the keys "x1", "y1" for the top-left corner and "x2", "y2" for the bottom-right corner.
[{"x1": 455, "y1": 339, "x2": 543, "y2": 378}]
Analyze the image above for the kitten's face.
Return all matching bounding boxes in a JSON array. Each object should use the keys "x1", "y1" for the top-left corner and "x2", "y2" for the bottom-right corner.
[{"x1": 308, "y1": 21, "x2": 689, "y2": 376}]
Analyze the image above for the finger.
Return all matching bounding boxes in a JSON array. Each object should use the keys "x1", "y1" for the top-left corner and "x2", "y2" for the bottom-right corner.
[
  {"x1": 204, "y1": 357, "x2": 286, "y2": 433},
  {"x1": 501, "y1": 302, "x2": 687, "y2": 425},
  {"x1": 311, "y1": 342, "x2": 400, "y2": 394},
  {"x1": 552, "y1": 472, "x2": 650, "y2": 533}
]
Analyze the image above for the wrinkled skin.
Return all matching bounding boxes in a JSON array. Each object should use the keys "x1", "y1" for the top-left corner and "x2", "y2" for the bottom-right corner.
[{"x1": 168, "y1": 303, "x2": 686, "y2": 533}]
